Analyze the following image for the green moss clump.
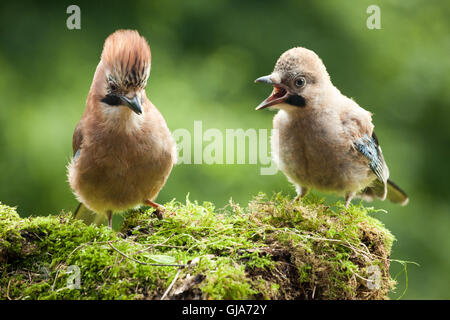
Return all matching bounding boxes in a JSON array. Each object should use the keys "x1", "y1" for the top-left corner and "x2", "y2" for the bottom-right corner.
[{"x1": 0, "y1": 194, "x2": 396, "y2": 300}]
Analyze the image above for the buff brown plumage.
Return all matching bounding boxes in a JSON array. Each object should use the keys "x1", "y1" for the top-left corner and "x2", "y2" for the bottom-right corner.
[
  {"x1": 67, "y1": 30, "x2": 176, "y2": 227},
  {"x1": 255, "y1": 47, "x2": 408, "y2": 207}
]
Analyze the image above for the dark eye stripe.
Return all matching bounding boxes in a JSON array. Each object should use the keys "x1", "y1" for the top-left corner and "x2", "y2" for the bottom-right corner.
[
  {"x1": 285, "y1": 94, "x2": 306, "y2": 107},
  {"x1": 101, "y1": 94, "x2": 121, "y2": 106}
]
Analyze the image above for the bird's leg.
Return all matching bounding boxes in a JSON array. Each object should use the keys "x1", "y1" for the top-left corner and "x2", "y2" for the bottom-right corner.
[
  {"x1": 106, "y1": 211, "x2": 113, "y2": 229},
  {"x1": 345, "y1": 192, "x2": 355, "y2": 208},
  {"x1": 293, "y1": 186, "x2": 309, "y2": 203},
  {"x1": 144, "y1": 200, "x2": 165, "y2": 220}
]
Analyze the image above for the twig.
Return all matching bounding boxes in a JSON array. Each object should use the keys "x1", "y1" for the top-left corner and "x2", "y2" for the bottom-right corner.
[
  {"x1": 161, "y1": 268, "x2": 182, "y2": 300},
  {"x1": 150, "y1": 244, "x2": 187, "y2": 249},
  {"x1": 354, "y1": 272, "x2": 371, "y2": 282},
  {"x1": 51, "y1": 265, "x2": 63, "y2": 292},
  {"x1": 287, "y1": 228, "x2": 389, "y2": 262},
  {"x1": 6, "y1": 280, "x2": 11, "y2": 300},
  {"x1": 66, "y1": 238, "x2": 113, "y2": 260},
  {"x1": 136, "y1": 233, "x2": 181, "y2": 253},
  {"x1": 108, "y1": 242, "x2": 186, "y2": 267}
]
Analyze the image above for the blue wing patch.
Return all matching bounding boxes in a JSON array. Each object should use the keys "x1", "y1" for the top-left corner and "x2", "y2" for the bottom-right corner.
[
  {"x1": 74, "y1": 149, "x2": 81, "y2": 161},
  {"x1": 354, "y1": 133, "x2": 388, "y2": 183}
]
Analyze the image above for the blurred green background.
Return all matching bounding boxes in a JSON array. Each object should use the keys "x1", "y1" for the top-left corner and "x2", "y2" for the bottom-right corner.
[{"x1": 0, "y1": 0, "x2": 448, "y2": 299}]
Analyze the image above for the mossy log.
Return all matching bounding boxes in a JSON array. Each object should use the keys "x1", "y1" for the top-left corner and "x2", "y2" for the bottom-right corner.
[{"x1": 0, "y1": 194, "x2": 395, "y2": 300}]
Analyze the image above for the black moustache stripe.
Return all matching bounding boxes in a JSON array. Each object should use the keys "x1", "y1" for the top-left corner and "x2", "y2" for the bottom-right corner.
[
  {"x1": 101, "y1": 94, "x2": 121, "y2": 106},
  {"x1": 285, "y1": 94, "x2": 306, "y2": 107}
]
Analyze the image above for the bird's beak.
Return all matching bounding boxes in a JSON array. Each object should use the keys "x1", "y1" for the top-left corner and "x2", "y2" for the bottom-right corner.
[
  {"x1": 254, "y1": 74, "x2": 289, "y2": 110},
  {"x1": 120, "y1": 95, "x2": 143, "y2": 115}
]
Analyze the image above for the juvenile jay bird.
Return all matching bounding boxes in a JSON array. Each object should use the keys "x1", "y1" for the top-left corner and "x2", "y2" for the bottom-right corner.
[
  {"x1": 67, "y1": 30, "x2": 177, "y2": 227},
  {"x1": 255, "y1": 47, "x2": 408, "y2": 207}
]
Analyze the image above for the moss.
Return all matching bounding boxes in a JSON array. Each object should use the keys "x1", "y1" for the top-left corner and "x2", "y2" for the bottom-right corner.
[{"x1": 0, "y1": 194, "x2": 396, "y2": 300}]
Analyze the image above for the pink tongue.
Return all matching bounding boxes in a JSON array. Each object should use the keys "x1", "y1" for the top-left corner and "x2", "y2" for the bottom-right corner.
[{"x1": 268, "y1": 87, "x2": 286, "y2": 101}]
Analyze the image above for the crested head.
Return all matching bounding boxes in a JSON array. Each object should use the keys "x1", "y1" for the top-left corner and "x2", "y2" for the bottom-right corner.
[
  {"x1": 89, "y1": 30, "x2": 153, "y2": 117},
  {"x1": 101, "y1": 29, "x2": 151, "y2": 91}
]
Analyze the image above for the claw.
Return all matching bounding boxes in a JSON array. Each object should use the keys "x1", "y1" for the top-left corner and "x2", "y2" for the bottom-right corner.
[{"x1": 144, "y1": 199, "x2": 165, "y2": 220}]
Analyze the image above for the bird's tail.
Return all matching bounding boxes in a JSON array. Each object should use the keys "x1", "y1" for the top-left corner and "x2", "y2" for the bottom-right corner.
[
  {"x1": 73, "y1": 203, "x2": 105, "y2": 226},
  {"x1": 386, "y1": 179, "x2": 409, "y2": 206},
  {"x1": 359, "y1": 179, "x2": 408, "y2": 206}
]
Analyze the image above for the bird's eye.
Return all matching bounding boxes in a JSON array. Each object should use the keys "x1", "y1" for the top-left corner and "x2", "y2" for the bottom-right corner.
[
  {"x1": 110, "y1": 83, "x2": 117, "y2": 92},
  {"x1": 295, "y1": 77, "x2": 306, "y2": 88}
]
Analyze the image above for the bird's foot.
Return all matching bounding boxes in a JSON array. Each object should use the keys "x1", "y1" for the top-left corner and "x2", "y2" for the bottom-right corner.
[
  {"x1": 344, "y1": 192, "x2": 355, "y2": 209},
  {"x1": 153, "y1": 207, "x2": 164, "y2": 220},
  {"x1": 106, "y1": 211, "x2": 113, "y2": 229},
  {"x1": 291, "y1": 187, "x2": 309, "y2": 206},
  {"x1": 144, "y1": 200, "x2": 165, "y2": 220}
]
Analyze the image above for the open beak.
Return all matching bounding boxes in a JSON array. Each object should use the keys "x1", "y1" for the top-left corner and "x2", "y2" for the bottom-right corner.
[
  {"x1": 120, "y1": 95, "x2": 143, "y2": 115},
  {"x1": 254, "y1": 75, "x2": 289, "y2": 110}
]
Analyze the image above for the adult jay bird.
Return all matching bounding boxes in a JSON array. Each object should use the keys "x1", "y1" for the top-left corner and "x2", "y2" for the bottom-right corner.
[
  {"x1": 255, "y1": 47, "x2": 408, "y2": 207},
  {"x1": 67, "y1": 30, "x2": 177, "y2": 227}
]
